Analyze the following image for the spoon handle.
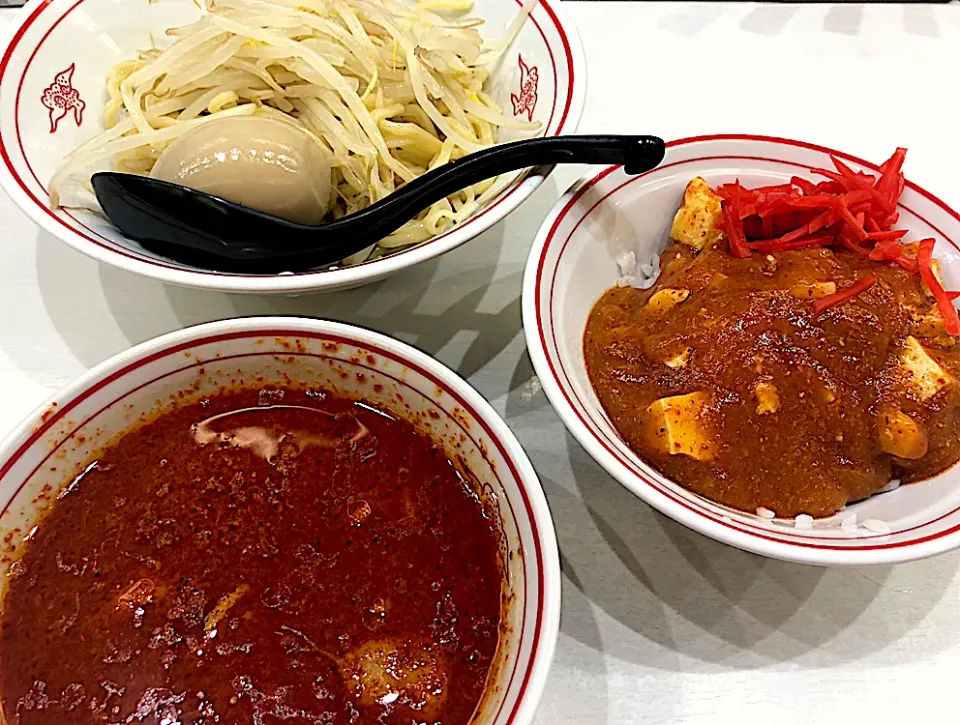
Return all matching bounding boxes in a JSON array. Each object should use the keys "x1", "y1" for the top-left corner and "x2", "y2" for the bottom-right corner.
[
  {"x1": 91, "y1": 134, "x2": 667, "y2": 272},
  {"x1": 332, "y1": 135, "x2": 664, "y2": 247}
]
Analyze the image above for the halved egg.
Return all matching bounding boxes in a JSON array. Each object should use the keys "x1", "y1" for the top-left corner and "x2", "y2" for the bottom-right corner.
[{"x1": 151, "y1": 116, "x2": 332, "y2": 225}]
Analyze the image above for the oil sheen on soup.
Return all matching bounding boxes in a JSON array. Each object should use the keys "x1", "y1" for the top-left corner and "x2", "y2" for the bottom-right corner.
[{"x1": 0, "y1": 387, "x2": 504, "y2": 725}]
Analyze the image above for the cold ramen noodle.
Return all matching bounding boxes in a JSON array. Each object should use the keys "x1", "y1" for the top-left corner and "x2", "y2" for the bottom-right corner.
[
  {"x1": 0, "y1": 387, "x2": 505, "y2": 724},
  {"x1": 584, "y1": 149, "x2": 960, "y2": 519},
  {"x1": 49, "y1": 0, "x2": 541, "y2": 267}
]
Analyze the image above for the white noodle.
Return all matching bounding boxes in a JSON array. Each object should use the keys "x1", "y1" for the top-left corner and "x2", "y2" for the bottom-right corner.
[{"x1": 49, "y1": 0, "x2": 541, "y2": 266}]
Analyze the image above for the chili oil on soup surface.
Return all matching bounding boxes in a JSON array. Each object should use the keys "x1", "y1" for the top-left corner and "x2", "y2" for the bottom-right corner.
[{"x1": 0, "y1": 386, "x2": 506, "y2": 725}]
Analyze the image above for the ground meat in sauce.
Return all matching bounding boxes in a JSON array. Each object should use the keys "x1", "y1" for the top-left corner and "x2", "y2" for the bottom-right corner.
[
  {"x1": 584, "y1": 242, "x2": 960, "y2": 518},
  {"x1": 0, "y1": 388, "x2": 503, "y2": 725}
]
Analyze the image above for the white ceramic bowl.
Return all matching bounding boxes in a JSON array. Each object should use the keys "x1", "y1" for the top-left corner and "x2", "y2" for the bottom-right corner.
[
  {"x1": 523, "y1": 133, "x2": 960, "y2": 567},
  {"x1": 0, "y1": 0, "x2": 585, "y2": 294},
  {"x1": 0, "y1": 317, "x2": 560, "y2": 723}
]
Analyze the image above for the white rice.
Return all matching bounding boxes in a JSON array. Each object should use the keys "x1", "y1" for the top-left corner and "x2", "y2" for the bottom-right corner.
[
  {"x1": 615, "y1": 249, "x2": 660, "y2": 289},
  {"x1": 616, "y1": 250, "x2": 636, "y2": 278},
  {"x1": 636, "y1": 254, "x2": 661, "y2": 289},
  {"x1": 840, "y1": 512, "x2": 858, "y2": 536},
  {"x1": 756, "y1": 507, "x2": 776, "y2": 519},
  {"x1": 862, "y1": 518, "x2": 891, "y2": 535},
  {"x1": 793, "y1": 514, "x2": 814, "y2": 530},
  {"x1": 875, "y1": 479, "x2": 901, "y2": 495}
]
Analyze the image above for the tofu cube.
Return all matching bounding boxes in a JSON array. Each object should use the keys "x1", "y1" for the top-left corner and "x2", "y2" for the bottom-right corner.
[
  {"x1": 899, "y1": 336, "x2": 954, "y2": 401},
  {"x1": 789, "y1": 281, "x2": 837, "y2": 300},
  {"x1": 645, "y1": 392, "x2": 714, "y2": 461},
  {"x1": 646, "y1": 288, "x2": 690, "y2": 315},
  {"x1": 919, "y1": 257, "x2": 944, "y2": 298},
  {"x1": 909, "y1": 307, "x2": 955, "y2": 347},
  {"x1": 709, "y1": 273, "x2": 729, "y2": 289},
  {"x1": 911, "y1": 309, "x2": 947, "y2": 338},
  {"x1": 663, "y1": 347, "x2": 692, "y2": 369},
  {"x1": 670, "y1": 178, "x2": 724, "y2": 251},
  {"x1": 820, "y1": 385, "x2": 838, "y2": 404},
  {"x1": 754, "y1": 382, "x2": 781, "y2": 414},
  {"x1": 929, "y1": 258, "x2": 943, "y2": 290},
  {"x1": 877, "y1": 407, "x2": 929, "y2": 459},
  {"x1": 902, "y1": 243, "x2": 944, "y2": 297}
]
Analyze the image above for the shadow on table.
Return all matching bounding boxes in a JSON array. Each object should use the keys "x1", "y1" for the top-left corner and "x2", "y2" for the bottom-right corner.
[
  {"x1": 30, "y1": 172, "x2": 568, "y2": 392},
  {"x1": 165, "y1": 257, "x2": 522, "y2": 382},
  {"x1": 31, "y1": 202, "x2": 528, "y2": 386},
  {"x1": 31, "y1": 172, "x2": 570, "y2": 380},
  {"x1": 549, "y1": 431, "x2": 960, "y2": 670}
]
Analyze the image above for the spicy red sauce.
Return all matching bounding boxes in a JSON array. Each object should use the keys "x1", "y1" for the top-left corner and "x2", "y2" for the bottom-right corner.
[{"x1": 0, "y1": 388, "x2": 503, "y2": 724}]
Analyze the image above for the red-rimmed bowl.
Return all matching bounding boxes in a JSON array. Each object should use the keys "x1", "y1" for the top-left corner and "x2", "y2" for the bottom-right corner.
[
  {"x1": 0, "y1": 0, "x2": 584, "y2": 293},
  {"x1": 0, "y1": 317, "x2": 560, "y2": 722},
  {"x1": 522, "y1": 133, "x2": 960, "y2": 566}
]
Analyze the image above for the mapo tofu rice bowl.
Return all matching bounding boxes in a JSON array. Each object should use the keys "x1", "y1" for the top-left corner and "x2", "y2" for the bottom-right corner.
[{"x1": 524, "y1": 134, "x2": 960, "y2": 565}]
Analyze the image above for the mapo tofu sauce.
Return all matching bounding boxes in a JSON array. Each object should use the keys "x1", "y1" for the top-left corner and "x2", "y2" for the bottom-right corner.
[
  {"x1": 584, "y1": 182, "x2": 960, "y2": 518},
  {"x1": 0, "y1": 388, "x2": 504, "y2": 725}
]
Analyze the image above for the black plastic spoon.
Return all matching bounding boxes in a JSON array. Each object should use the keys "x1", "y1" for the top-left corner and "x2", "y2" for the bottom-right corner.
[{"x1": 91, "y1": 134, "x2": 666, "y2": 273}]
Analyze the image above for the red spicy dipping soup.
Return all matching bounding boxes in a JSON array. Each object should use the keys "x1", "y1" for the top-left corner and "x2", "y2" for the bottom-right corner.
[{"x1": 0, "y1": 386, "x2": 505, "y2": 724}]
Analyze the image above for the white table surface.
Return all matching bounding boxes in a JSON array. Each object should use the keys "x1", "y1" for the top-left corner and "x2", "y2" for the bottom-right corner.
[{"x1": 3, "y1": 2, "x2": 960, "y2": 723}]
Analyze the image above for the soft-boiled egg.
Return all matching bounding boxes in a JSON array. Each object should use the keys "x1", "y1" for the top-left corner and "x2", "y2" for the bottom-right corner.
[{"x1": 150, "y1": 116, "x2": 332, "y2": 225}]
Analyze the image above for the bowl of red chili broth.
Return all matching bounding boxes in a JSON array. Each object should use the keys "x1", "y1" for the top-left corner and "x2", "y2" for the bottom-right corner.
[
  {"x1": 523, "y1": 133, "x2": 960, "y2": 567},
  {"x1": 0, "y1": 317, "x2": 559, "y2": 724}
]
